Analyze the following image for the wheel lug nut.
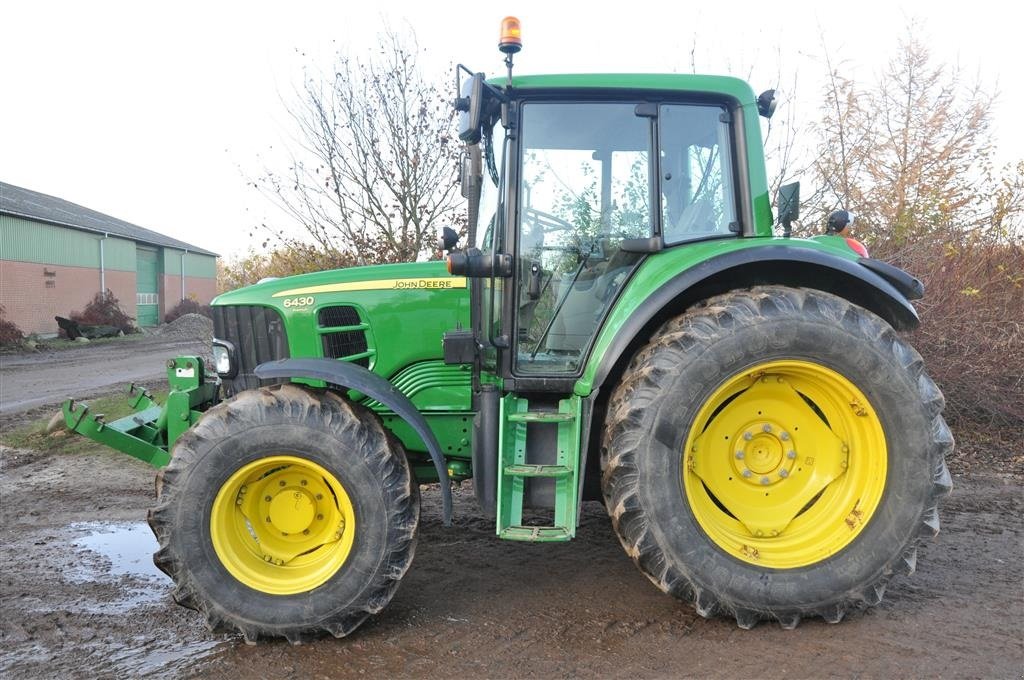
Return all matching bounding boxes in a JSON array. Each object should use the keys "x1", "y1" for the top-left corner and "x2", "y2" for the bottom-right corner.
[
  {"x1": 787, "y1": 450, "x2": 797, "y2": 459},
  {"x1": 779, "y1": 469, "x2": 789, "y2": 478},
  {"x1": 281, "y1": 532, "x2": 288, "y2": 536},
  {"x1": 743, "y1": 432, "x2": 753, "y2": 441},
  {"x1": 300, "y1": 480, "x2": 308, "y2": 486},
  {"x1": 264, "y1": 495, "x2": 272, "y2": 502},
  {"x1": 762, "y1": 424, "x2": 772, "y2": 433},
  {"x1": 316, "y1": 514, "x2": 324, "y2": 520},
  {"x1": 760, "y1": 476, "x2": 770, "y2": 485},
  {"x1": 265, "y1": 516, "x2": 271, "y2": 523},
  {"x1": 742, "y1": 469, "x2": 752, "y2": 478},
  {"x1": 279, "y1": 480, "x2": 286, "y2": 487},
  {"x1": 735, "y1": 451, "x2": 745, "y2": 460},
  {"x1": 303, "y1": 529, "x2": 310, "y2": 535},
  {"x1": 780, "y1": 432, "x2": 790, "y2": 441},
  {"x1": 315, "y1": 494, "x2": 323, "y2": 500}
]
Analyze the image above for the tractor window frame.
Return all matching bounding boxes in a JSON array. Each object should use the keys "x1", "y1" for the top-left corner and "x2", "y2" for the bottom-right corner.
[{"x1": 658, "y1": 102, "x2": 742, "y2": 246}]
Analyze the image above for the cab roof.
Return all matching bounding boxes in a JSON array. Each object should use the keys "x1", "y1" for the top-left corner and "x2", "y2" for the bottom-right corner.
[{"x1": 494, "y1": 73, "x2": 757, "y2": 105}]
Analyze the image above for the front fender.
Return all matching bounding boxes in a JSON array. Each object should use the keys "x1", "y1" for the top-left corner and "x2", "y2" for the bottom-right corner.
[{"x1": 255, "y1": 358, "x2": 453, "y2": 526}]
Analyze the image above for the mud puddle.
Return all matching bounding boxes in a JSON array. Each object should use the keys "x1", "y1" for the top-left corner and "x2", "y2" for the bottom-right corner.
[
  {"x1": 65, "y1": 522, "x2": 168, "y2": 611},
  {"x1": 0, "y1": 522, "x2": 224, "y2": 678},
  {"x1": 71, "y1": 522, "x2": 165, "y2": 581}
]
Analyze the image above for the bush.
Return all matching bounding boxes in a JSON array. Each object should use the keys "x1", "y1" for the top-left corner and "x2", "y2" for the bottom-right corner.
[
  {"x1": 70, "y1": 290, "x2": 136, "y2": 335},
  {"x1": 165, "y1": 297, "x2": 212, "y2": 323},
  {"x1": 0, "y1": 305, "x2": 25, "y2": 347},
  {"x1": 888, "y1": 239, "x2": 1024, "y2": 427}
]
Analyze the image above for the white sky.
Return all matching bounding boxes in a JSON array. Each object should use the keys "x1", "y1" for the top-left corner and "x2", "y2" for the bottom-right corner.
[{"x1": 1, "y1": 0, "x2": 1019, "y2": 259}]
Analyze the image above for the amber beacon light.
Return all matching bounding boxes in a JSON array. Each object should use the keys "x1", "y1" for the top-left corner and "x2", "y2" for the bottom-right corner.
[{"x1": 499, "y1": 16, "x2": 522, "y2": 54}]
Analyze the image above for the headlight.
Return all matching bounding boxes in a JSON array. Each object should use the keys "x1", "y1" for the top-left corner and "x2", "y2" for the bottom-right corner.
[{"x1": 211, "y1": 340, "x2": 237, "y2": 378}]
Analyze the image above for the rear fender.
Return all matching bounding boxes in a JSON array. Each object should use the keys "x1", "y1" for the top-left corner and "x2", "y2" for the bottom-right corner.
[{"x1": 583, "y1": 245, "x2": 921, "y2": 396}]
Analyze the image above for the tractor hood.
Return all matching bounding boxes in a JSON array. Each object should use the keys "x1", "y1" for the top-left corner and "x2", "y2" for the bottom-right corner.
[
  {"x1": 209, "y1": 259, "x2": 470, "y2": 401},
  {"x1": 212, "y1": 260, "x2": 465, "y2": 306}
]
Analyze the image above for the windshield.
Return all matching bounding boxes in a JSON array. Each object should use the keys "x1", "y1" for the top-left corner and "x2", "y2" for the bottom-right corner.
[{"x1": 514, "y1": 101, "x2": 648, "y2": 375}]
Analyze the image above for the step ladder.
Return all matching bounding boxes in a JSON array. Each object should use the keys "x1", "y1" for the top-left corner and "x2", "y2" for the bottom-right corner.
[{"x1": 496, "y1": 394, "x2": 581, "y2": 542}]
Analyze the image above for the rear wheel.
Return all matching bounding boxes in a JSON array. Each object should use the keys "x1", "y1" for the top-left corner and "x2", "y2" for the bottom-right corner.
[
  {"x1": 601, "y1": 286, "x2": 952, "y2": 628},
  {"x1": 148, "y1": 384, "x2": 419, "y2": 643}
]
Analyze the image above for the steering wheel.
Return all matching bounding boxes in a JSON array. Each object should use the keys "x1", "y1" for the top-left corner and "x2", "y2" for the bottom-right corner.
[
  {"x1": 521, "y1": 207, "x2": 610, "y2": 266},
  {"x1": 521, "y1": 207, "x2": 575, "y2": 248}
]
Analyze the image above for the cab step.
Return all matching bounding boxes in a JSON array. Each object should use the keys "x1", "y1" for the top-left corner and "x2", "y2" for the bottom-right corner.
[
  {"x1": 503, "y1": 464, "x2": 572, "y2": 477},
  {"x1": 496, "y1": 395, "x2": 582, "y2": 543},
  {"x1": 506, "y1": 411, "x2": 576, "y2": 423},
  {"x1": 499, "y1": 526, "x2": 573, "y2": 542}
]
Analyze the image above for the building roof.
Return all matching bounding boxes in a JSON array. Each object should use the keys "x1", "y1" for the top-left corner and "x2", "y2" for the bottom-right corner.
[{"x1": 0, "y1": 181, "x2": 218, "y2": 257}]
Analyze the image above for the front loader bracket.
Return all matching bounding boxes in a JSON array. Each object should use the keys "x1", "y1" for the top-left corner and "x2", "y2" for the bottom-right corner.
[{"x1": 62, "y1": 356, "x2": 219, "y2": 468}]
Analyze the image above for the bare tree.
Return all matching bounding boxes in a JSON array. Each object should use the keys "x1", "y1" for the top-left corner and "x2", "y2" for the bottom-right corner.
[{"x1": 256, "y1": 28, "x2": 462, "y2": 264}]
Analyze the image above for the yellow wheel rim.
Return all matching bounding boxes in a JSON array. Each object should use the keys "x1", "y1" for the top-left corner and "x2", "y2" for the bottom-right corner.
[
  {"x1": 683, "y1": 360, "x2": 887, "y2": 569},
  {"x1": 210, "y1": 455, "x2": 356, "y2": 595}
]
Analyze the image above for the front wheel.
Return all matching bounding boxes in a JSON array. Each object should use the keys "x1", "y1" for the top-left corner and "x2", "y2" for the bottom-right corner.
[
  {"x1": 601, "y1": 287, "x2": 952, "y2": 628},
  {"x1": 148, "y1": 384, "x2": 419, "y2": 643}
]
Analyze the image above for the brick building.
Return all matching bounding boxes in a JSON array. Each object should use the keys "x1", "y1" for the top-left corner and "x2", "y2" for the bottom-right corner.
[{"x1": 0, "y1": 181, "x2": 218, "y2": 335}]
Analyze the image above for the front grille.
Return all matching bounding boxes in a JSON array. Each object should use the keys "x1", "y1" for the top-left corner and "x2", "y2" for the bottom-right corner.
[
  {"x1": 318, "y1": 306, "x2": 361, "y2": 328},
  {"x1": 322, "y1": 331, "x2": 369, "y2": 367},
  {"x1": 213, "y1": 305, "x2": 289, "y2": 395},
  {"x1": 318, "y1": 305, "x2": 370, "y2": 367}
]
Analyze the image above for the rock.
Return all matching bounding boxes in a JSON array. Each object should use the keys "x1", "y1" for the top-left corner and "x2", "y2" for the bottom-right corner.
[
  {"x1": 46, "y1": 412, "x2": 66, "y2": 434},
  {"x1": 74, "y1": 336, "x2": 90, "y2": 343},
  {"x1": 156, "y1": 313, "x2": 213, "y2": 341}
]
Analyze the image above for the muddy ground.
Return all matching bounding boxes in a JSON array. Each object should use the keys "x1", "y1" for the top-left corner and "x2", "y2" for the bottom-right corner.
[{"x1": 1, "y1": 336, "x2": 1022, "y2": 679}]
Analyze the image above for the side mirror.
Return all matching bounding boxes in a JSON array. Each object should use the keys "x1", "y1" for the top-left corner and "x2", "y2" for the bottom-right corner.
[
  {"x1": 777, "y1": 182, "x2": 800, "y2": 237},
  {"x1": 757, "y1": 89, "x2": 777, "y2": 119},
  {"x1": 437, "y1": 226, "x2": 460, "y2": 253},
  {"x1": 455, "y1": 72, "x2": 485, "y2": 144}
]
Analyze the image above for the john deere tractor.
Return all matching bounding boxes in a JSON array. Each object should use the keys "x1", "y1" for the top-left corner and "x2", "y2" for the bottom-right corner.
[{"x1": 63, "y1": 17, "x2": 951, "y2": 642}]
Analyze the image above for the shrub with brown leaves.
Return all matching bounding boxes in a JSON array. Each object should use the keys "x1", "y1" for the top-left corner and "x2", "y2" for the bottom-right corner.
[
  {"x1": 165, "y1": 297, "x2": 213, "y2": 323},
  {"x1": 0, "y1": 305, "x2": 25, "y2": 347},
  {"x1": 889, "y1": 239, "x2": 1024, "y2": 427},
  {"x1": 70, "y1": 290, "x2": 136, "y2": 335}
]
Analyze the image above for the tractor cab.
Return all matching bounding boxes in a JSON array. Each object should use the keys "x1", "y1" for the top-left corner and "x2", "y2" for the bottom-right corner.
[{"x1": 449, "y1": 70, "x2": 765, "y2": 389}]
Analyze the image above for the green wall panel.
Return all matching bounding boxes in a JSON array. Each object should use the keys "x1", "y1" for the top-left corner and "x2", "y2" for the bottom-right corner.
[
  {"x1": 136, "y1": 247, "x2": 159, "y2": 293},
  {"x1": 136, "y1": 246, "x2": 160, "y2": 326},
  {"x1": 162, "y1": 247, "x2": 217, "y2": 279},
  {"x1": 0, "y1": 215, "x2": 135, "y2": 270}
]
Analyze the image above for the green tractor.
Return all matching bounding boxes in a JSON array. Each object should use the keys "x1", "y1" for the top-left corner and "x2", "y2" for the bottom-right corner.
[{"x1": 64, "y1": 18, "x2": 951, "y2": 642}]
